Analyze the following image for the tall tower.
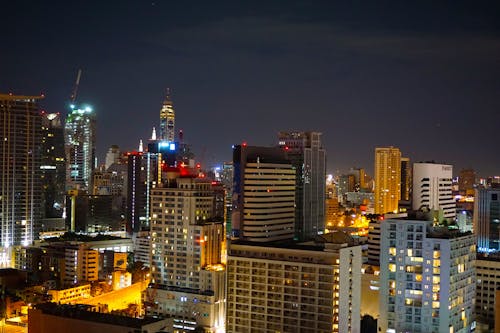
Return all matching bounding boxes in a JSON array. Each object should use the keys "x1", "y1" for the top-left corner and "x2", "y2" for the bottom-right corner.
[
  {"x1": 278, "y1": 131, "x2": 326, "y2": 240},
  {"x1": 41, "y1": 112, "x2": 66, "y2": 218},
  {"x1": 232, "y1": 145, "x2": 296, "y2": 242},
  {"x1": 412, "y1": 162, "x2": 455, "y2": 221},
  {"x1": 64, "y1": 105, "x2": 96, "y2": 191},
  {"x1": 0, "y1": 94, "x2": 44, "y2": 266},
  {"x1": 374, "y1": 147, "x2": 401, "y2": 214},
  {"x1": 159, "y1": 89, "x2": 175, "y2": 142},
  {"x1": 126, "y1": 151, "x2": 159, "y2": 234},
  {"x1": 148, "y1": 173, "x2": 226, "y2": 332}
]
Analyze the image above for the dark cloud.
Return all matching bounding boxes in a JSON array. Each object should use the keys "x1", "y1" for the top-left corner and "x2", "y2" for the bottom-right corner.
[{"x1": 1, "y1": 1, "x2": 500, "y2": 176}]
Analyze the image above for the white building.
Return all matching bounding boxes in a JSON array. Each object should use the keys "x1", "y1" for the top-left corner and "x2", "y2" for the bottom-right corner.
[
  {"x1": 379, "y1": 219, "x2": 475, "y2": 333},
  {"x1": 412, "y1": 162, "x2": 455, "y2": 221},
  {"x1": 148, "y1": 175, "x2": 226, "y2": 332},
  {"x1": 227, "y1": 233, "x2": 361, "y2": 333}
]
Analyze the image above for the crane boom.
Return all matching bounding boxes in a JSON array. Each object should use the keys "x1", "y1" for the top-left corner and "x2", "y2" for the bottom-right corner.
[{"x1": 70, "y1": 69, "x2": 82, "y2": 103}]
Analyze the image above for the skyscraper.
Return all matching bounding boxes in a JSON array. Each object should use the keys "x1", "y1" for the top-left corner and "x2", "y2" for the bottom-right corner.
[
  {"x1": 232, "y1": 144, "x2": 296, "y2": 242},
  {"x1": 127, "y1": 151, "x2": 158, "y2": 234},
  {"x1": 64, "y1": 105, "x2": 96, "y2": 191},
  {"x1": 148, "y1": 173, "x2": 226, "y2": 332},
  {"x1": 277, "y1": 131, "x2": 326, "y2": 240},
  {"x1": 41, "y1": 112, "x2": 66, "y2": 218},
  {"x1": 159, "y1": 90, "x2": 175, "y2": 142},
  {"x1": 0, "y1": 94, "x2": 44, "y2": 266},
  {"x1": 474, "y1": 187, "x2": 500, "y2": 253},
  {"x1": 412, "y1": 162, "x2": 455, "y2": 221},
  {"x1": 379, "y1": 219, "x2": 476, "y2": 333},
  {"x1": 374, "y1": 147, "x2": 401, "y2": 214}
]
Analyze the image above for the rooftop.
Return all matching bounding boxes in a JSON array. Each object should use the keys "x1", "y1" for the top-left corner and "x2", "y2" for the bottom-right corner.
[{"x1": 33, "y1": 303, "x2": 165, "y2": 328}]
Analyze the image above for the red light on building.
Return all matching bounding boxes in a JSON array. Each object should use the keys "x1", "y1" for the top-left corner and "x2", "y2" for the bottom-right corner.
[{"x1": 242, "y1": 141, "x2": 247, "y2": 147}]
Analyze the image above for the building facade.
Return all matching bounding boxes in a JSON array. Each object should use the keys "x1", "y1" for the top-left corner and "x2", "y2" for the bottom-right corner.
[
  {"x1": 474, "y1": 188, "x2": 500, "y2": 253},
  {"x1": 226, "y1": 237, "x2": 361, "y2": 333},
  {"x1": 400, "y1": 157, "x2": 411, "y2": 202},
  {"x1": 148, "y1": 174, "x2": 226, "y2": 332},
  {"x1": 412, "y1": 162, "x2": 455, "y2": 221},
  {"x1": 278, "y1": 131, "x2": 326, "y2": 240},
  {"x1": 374, "y1": 147, "x2": 401, "y2": 214},
  {"x1": 0, "y1": 94, "x2": 44, "y2": 267},
  {"x1": 41, "y1": 112, "x2": 66, "y2": 218},
  {"x1": 232, "y1": 145, "x2": 296, "y2": 242},
  {"x1": 64, "y1": 105, "x2": 96, "y2": 191},
  {"x1": 379, "y1": 219, "x2": 476, "y2": 333}
]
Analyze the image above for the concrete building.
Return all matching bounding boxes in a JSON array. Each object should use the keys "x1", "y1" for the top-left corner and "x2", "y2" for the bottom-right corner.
[
  {"x1": 374, "y1": 147, "x2": 401, "y2": 214},
  {"x1": 379, "y1": 219, "x2": 476, "y2": 333},
  {"x1": 278, "y1": 131, "x2": 326, "y2": 240},
  {"x1": 65, "y1": 105, "x2": 96, "y2": 191},
  {"x1": 29, "y1": 303, "x2": 171, "y2": 333},
  {"x1": 226, "y1": 234, "x2": 362, "y2": 333},
  {"x1": 475, "y1": 256, "x2": 500, "y2": 330},
  {"x1": 474, "y1": 187, "x2": 500, "y2": 253},
  {"x1": 412, "y1": 162, "x2": 455, "y2": 221},
  {"x1": 63, "y1": 243, "x2": 99, "y2": 286},
  {"x1": 232, "y1": 145, "x2": 296, "y2": 242},
  {"x1": 148, "y1": 173, "x2": 226, "y2": 332},
  {"x1": 0, "y1": 94, "x2": 44, "y2": 267}
]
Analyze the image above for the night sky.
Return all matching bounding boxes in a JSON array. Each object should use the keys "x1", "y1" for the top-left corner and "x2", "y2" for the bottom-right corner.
[{"x1": 2, "y1": 1, "x2": 500, "y2": 177}]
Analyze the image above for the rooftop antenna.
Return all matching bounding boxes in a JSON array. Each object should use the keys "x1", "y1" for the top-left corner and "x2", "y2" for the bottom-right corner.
[{"x1": 70, "y1": 69, "x2": 82, "y2": 104}]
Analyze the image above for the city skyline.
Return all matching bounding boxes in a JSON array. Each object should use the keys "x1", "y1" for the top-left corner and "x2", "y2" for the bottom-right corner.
[{"x1": 1, "y1": 1, "x2": 500, "y2": 176}]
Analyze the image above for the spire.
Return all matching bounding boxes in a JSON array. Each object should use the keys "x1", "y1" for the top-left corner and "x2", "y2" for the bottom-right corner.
[
  {"x1": 159, "y1": 88, "x2": 175, "y2": 142},
  {"x1": 139, "y1": 139, "x2": 144, "y2": 152},
  {"x1": 151, "y1": 127, "x2": 157, "y2": 141}
]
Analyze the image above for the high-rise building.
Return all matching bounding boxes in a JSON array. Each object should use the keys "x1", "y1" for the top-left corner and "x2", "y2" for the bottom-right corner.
[
  {"x1": 64, "y1": 105, "x2": 96, "y2": 191},
  {"x1": 412, "y1": 162, "x2": 455, "y2": 221},
  {"x1": 127, "y1": 151, "x2": 159, "y2": 234},
  {"x1": 159, "y1": 90, "x2": 175, "y2": 142},
  {"x1": 41, "y1": 112, "x2": 66, "y2": 218},
  {"x1": 232, "y1": 145, "x2": 296, "y2": 242},
  {"x1": 226, "y1": 233, "x2": 362, "y2": 333},
  {"x1": 379, "y1": 219, "x2": 476, "y2": 333},
  {"x1": 400, "y1": 157, "x2": 411, "y2": 202},
  {"x1": 278, "y1": 131, "x2": 326, "y2": 240},
  {"x1": 474, "y1": 187, "x2": 500, "y2": 253},
  {"x1": 0, "y1": 94, "x2": 44, "y2": 267},
  {"x1": 148, "y1": 173, "x2": 226, "y2": 332},
  {"x1": 104, "y1": 145, "x2": 121, "y2": 170},
  {"x1": 374, "y1": 147, "x2": 401, "y2": 214}
]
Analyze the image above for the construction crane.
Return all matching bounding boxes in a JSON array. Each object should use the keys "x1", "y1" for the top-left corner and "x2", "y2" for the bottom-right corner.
[{"x1": 69, "y1": 69, "x2": 82, "y2": 104}]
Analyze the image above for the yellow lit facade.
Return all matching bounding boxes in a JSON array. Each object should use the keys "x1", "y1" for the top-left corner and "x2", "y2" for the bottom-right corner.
[{"x1": 374, "y1": 147, "x2": 401, "y2": 214}]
